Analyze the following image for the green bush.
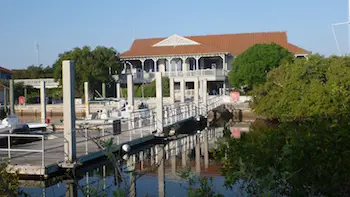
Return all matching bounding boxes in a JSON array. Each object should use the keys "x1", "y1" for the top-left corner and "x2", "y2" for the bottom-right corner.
[
  {"x1": 122, "y1": 77, "x2": 169, "y2": 98},
  {"x1": 251, "y1": 55, "x2": 350, "y2": 121}
]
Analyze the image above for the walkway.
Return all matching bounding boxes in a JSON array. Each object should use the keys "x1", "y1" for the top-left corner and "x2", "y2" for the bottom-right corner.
[{"x1": 0, "y1": 95, "x2": 225, "y2": 176}]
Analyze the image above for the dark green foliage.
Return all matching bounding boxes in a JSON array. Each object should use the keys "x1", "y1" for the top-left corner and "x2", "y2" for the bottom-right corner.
[
  {"x1": 52, "y1": 46, "x2": 123, "y2": 97},
  {"x1": 214, "y1": 118, "x2": 350, "y2": 197},
  {"x1": 12, "y1": 64, "x2": 54, "y2": 79},
  {"x1": 251, "y1": 55, "x2": 350, "y2": 121},
  {"x1": 0, "y1": 161, "x2": 20, "y2": 196},
  {"x1": 179, "y1": 168, "x2": 224, "y2": 197},
  {"x1": 228, "y1": 43, "x2": 294, "y2": 90}
]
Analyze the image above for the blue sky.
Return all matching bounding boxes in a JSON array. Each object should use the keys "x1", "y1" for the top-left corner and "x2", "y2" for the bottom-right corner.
[{"x1": 0, "y1": 0, "x2": 349, "y2": 69}]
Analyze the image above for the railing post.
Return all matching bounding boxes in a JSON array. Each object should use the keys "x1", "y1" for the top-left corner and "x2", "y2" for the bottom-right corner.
[
  {"x1": 7, "y1": 136, "x2": 11, "y2": 160},
  {"x1": 42, "y1": 136, "x2": 45, "y2": 168}
]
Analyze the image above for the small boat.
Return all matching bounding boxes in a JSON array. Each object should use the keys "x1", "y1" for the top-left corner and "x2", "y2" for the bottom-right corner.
[{"x1": 0, "y1": 115, "x2": 49, "y2": 135}]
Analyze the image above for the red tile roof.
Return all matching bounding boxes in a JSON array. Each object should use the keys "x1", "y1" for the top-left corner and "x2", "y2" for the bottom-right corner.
[
  {"x1": 120, "y1": 31, "x2": 308, "y2": 58},
  {"x1": 287, "y1": 43, "x2": 309, "y2": 54},
  {"x1": 0, "y1": 66, "x2": 12, "y2": 73}
]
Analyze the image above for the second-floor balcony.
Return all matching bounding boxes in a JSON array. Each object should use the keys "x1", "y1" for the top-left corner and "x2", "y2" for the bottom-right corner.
[{"x1": 114, "y1": 68, "x2": 227, "y2": 84}]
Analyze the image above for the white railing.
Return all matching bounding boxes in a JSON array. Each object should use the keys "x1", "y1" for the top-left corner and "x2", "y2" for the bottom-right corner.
[
  {"x1": 174, "y1": 89, "x2": 195, "y2": 97},
  {"x1": 14, "y1": 78, "x2": 59, "y2": 89},
  {"x1": 163, "y1": 102, "x2": 196, "y2": 126},
  {"x1": 115, "y1": 69, "x2": 227, "y2": 84},
  {"x1": 0, "y1": 134, "x2": 45, "y2": 168},
  {"x1": 164, "y1": 69, "x2": 225, "y2": 78}
]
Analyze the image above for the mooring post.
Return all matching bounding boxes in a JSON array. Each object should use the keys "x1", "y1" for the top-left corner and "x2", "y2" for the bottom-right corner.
[
  {"x1": 62, "y1": 60, "x2": 77, "y2": 163},
  {"x1": 155, "y1": 72, "x2": 163, "y2": 136},
  {"x1": 204, "y1": 129, "x2": 209, "y2": 169},
  {"x1": 116, "y1": 82, "x2": 121, "y2": 99},
  {"x1": 127, "y1": 74, "x2": 134, "y2": 107},
  {"x1": 180, "y1": 78, "x2": 185, "y2": 103},
  {"x1": 40, "y1": 81, "x2": 46, "y2": 123},
  {"x1": 24, "y1": 87, "x2": 27, "y2": 106},
  {"x1": 158, "y1": 144, "x2": 165, "y2": 197},
  {"x1": 9, "y1": 79, "x2": 15, "y2": 115},
  {"x1": 194, "y1": 77, "x2": 199, "y2": 116},
  {"x1": 102, "y1": 82, "x2": 106, "y2": 98},
  {"x1": 169, "y1": 77, "x2": 175, "y2": 104},
  {"x1": 195, "y1": 134, "x2": 201, "y2": 173},
  {"x1": 127, "y1": 74, "x2": 134, "y2": 130},
  {"x1": 84, "y1": 82, "x2": 90, "y2": 118}
]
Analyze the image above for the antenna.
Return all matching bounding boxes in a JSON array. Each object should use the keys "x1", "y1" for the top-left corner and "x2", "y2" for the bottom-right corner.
[
  {"x1": 331, "y1": 0, "x2": 350, "y2": 56},
  {"x1": 35, "y1": 41, "x2": 40, "y2": 66}
]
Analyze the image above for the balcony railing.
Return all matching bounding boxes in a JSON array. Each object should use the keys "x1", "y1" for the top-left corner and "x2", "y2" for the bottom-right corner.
[
  {"x1": 163, "y1": 69, "x2": 225, "y2": 78},
  {"x1": 114, "y1": 69, "x2": 227, "y2": 84}
]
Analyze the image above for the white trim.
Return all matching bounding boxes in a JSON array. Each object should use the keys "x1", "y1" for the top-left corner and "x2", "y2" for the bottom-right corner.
[{"x1": 152, "y1": 34, "x2": 200, "y2": 47}]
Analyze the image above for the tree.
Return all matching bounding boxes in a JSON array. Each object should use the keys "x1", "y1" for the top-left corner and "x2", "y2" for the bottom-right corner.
[
  {"x1": 12, "y1": 64, "x2": 54, "y2": 79},
  {"x1": 250, "y1": 55, "x2": 350, "y2": 121},
  {"x1": 213, "y1": 117, "x2": 350, "y2": 196},
  {"x1": 52, "y1": 46, "x2": 123, "y2": 97},
  {"x1": 228, "y1": 43, "x2": 294, "y2": 90}
]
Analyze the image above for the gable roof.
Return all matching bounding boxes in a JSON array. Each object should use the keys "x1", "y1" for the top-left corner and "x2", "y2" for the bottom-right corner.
[{"x1": 120, "y1": 31, "x2": 308, "y2": 58}]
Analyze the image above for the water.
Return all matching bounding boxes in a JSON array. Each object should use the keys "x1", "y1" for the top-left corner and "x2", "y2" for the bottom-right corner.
[{"x1": 19, "y1": 142, "x2": 239, "y2": 196}]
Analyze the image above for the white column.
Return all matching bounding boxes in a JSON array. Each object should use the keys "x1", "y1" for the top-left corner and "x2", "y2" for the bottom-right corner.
[
  {"x1": 196, "y1": 57, "x2": 200, "y2": 71},
  {"x1": 222, "y1": 54, "x2": 227, "y2": 70},
  {"x1": 40, "y1": 81, "x2": 46, "y2": 124},
  {"x1": 9, "y1": 79, "x2": 14, "y2": 115},
  {"x1": 127, "y1": 74, "x2": 134, "y2": 107},
  {"x1": 194, "y1": 77, "x2": 199, "y2": 115},
  {"x1": 168, "y1": 59, "x2": 172, "y2": 76},
  {"x1": 84, "y1": 82, "x2": 90, "y2": 118},
  {"x1": 62, "y1": 60, "x2": 76, "y2": 163},
  {"x1": 182, "y1": 57, "x2": 187, "y2": 74},
  {"x1": 116, "y1": 82, "x2": 121, "y2": 99},
  {"x1": 169, "y1": 77, "x2": 175, "y2": 104},
  {"x1": 203, "y1": 79, "x2": 208, "y2": 112},
  {"x1": 180, "y1": 79, "x2": 185, "y2": 103},
  {"x1": 154, "y1": 59, "x2": 157, "y2": 72},
  {"x1": 155, "y1": 72, "x2": 164, "y2": 135}
]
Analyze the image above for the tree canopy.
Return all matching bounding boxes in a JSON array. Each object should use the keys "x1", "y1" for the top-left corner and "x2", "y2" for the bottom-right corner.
[
  {"x1": 250, "y1": 55, "x2": 350, "y2": 121},
  {"x1": 52, "y1": 46, "x2": 123, "y2": 97},
  {"x1": 214, "y1": 117, "x2": 350, "y2": 196},
  {"x1": 228, "y1": 43, "x2": 294, "y2": 90},
  {"x1": 12, "y1": 65, "x2": 54, "y2": 79}
]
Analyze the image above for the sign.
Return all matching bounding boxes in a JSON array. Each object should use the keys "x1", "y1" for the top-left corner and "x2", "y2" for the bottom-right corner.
[
  {"x1": 230, "y1": 91, "x2": 240, "y2": 102},
  {"x1": 18, "y1": 96, "x2": 25, "y2": 105},
  {"x1": 231, "y1": 128, "x2": 241, "y2": 139}
]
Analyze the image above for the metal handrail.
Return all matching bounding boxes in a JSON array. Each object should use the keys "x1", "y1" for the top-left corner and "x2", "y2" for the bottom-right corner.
[{"x1": 0, "y1": 133, "x2": 45, "y2": 168}]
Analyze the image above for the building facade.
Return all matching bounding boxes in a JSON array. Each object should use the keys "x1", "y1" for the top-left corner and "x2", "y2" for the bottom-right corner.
[{"x1": 119, "y1": 31, "x2": 308, "y2": 96}]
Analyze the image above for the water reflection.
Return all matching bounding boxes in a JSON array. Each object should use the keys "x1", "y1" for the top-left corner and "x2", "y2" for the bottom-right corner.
[{"x1": 20, "y1": 127, "x2": 243, "y2": 197}]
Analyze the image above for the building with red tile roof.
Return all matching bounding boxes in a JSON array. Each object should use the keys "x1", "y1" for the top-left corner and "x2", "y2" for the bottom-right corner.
[{"x1": 118, "y1": 31, "x2": 308, "y2": 96}]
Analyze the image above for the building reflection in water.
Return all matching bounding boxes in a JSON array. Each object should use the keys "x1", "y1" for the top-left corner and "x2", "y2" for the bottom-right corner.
[{"x1": 22, "y1": 127, "x2": 226, "y2": 197}]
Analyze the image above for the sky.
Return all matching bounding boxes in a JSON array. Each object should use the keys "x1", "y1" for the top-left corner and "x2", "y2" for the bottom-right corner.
[{"x1": 0, "y1": 0, "x2": 349, "y2": 69}]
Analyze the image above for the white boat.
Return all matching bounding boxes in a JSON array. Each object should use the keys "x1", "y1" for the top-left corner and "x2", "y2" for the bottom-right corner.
[{"x1": 0, "y1": 115, "x2": 49, "y2": 134}]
